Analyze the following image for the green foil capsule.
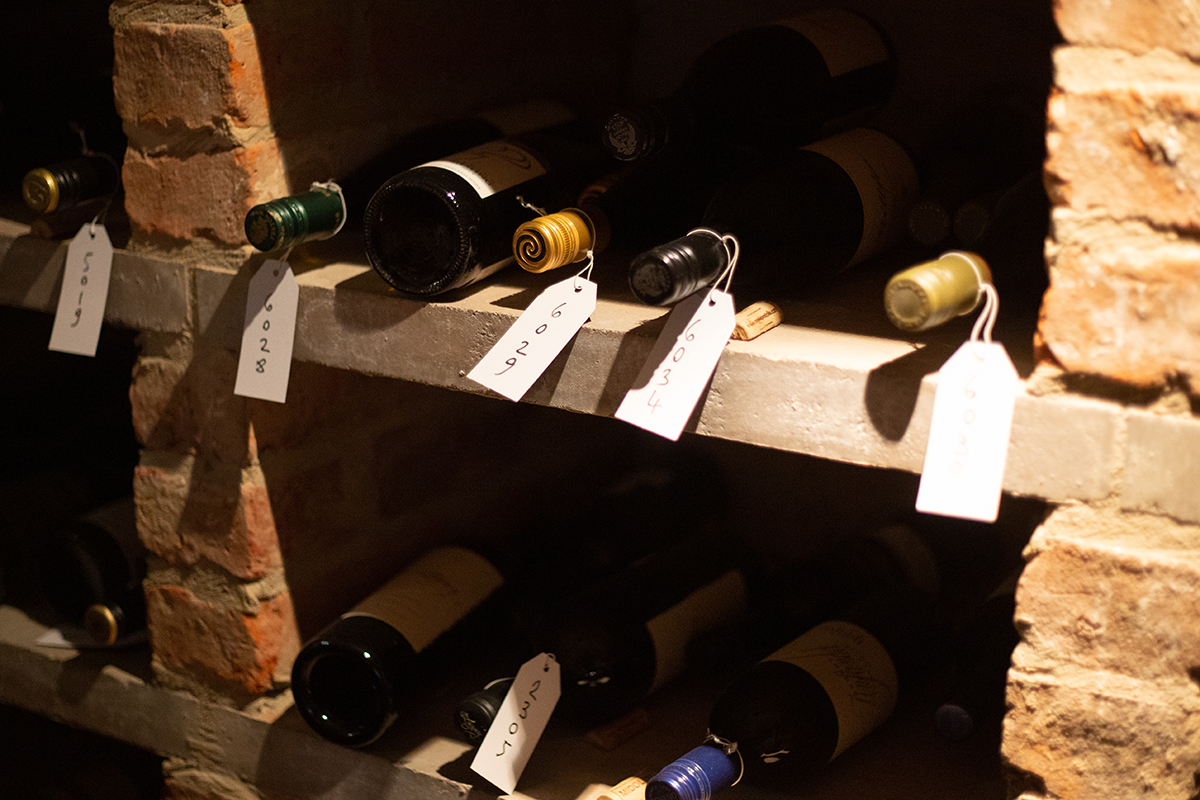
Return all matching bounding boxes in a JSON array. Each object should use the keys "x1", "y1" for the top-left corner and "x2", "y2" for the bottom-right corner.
[
  {"x1": 884, "y1": 250, "x2": 993, "y2": 332},
  {"x1": 245, "y1": 185, "x2": 345, "y2": 252}
]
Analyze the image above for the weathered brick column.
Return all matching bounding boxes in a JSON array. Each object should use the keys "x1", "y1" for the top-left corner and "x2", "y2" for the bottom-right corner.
[{"x1": 1008, "y1": 0, "x2": 1200, "y2": 796}]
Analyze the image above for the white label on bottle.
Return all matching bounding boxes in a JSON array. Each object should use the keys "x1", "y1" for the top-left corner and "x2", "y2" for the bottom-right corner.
[
  {"x1": 48, "y1": 223, "x2": 114, "y2": 357},
  {"x1": 422, "y1": 140, "x2": 547, "y2": 199},
  {"x1": 234, "y1": 259, "x2": 299, "y2": 404},
  {"x1": 915, "y1": 341, "x2": 1020, "y2": 523},
  {"x1": 767, "y1": 620, "x2": 898, "y2": 760},
  {"x1": 803, "y1": 129, "x2": 918, "y2": 266},
  {"x1": 467, "y1": 277, "x2": 597, "y2": 401},
  {"x1": 348, "y1": 547, "x2": 503, "y2": 653},
  {"x1": 472, "y1": 652, "x2": 561, "y2": 795},
  {"x1": 615, "y1": 288, "x2": 736, "y2": 441},
  {"x1": 645, "y1": 569, "x2": 748, "y2": 692},
  {"x1": 783, "y1": 8, "x2": 890, "y2": 77}
]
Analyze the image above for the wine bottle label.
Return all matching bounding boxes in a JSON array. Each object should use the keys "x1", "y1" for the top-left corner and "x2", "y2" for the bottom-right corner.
[
  {"x1": 422, "y1": 141, "x2": 548, "y2": 199},
  {"x1": 782, "y1": 9, "x2": 890, "y2": 78},
  {"x1": 348, "y1": 547, "x2": 503, "y2": 653},
  {"x1": 645, "y1": 569, "x2": 749, "y2": 692},
  {"x1": 767, "y1": 620, "x2": 898, "y2": 759},
  {"x1": 803, "y1": 129, "x2": 918, "y2": 267}
]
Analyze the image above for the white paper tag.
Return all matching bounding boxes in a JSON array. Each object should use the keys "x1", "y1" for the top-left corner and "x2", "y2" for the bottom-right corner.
[
  {"x1": 48, "y1": 223, "x2": 114, "y2": 356},
  {"x1": 471, "y1": 653, "x2": 561, "y2": 794},
  {"x1": 615, "y1": 289, "x2": 736, "y2": 441},
  {"x1": 915, "y1": 341, "x2": 1020, "y2": 522},
  {"x1": 234, "y1": 259, "x2": 299, "y2": 403},
  {"x1": 468, "y1": 277, "x2": 597, "y2": 401}
]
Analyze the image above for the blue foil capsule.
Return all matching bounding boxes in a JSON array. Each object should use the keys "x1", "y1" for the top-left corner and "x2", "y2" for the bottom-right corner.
[{"x1": 645, "y1": 744, "x2": 738, "y2": 800}]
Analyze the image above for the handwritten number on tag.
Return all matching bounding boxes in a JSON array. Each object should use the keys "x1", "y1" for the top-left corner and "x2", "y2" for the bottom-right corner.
[
  {"x1": 234, "y1": 260, "x2": 299, "y2": 403},
  {"x1": 49, "y1": 224, "x2": 114, "y2": 356},
  {"x1": 472, "y1": 653, "x2": 561, "y2": 794},
  {"x1": 468, "y1": 280, "x2": 596, "y2": 402}
]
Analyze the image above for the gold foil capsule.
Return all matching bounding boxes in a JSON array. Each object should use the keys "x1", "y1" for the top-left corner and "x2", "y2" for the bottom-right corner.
[{"x1": 513, "y1": 208, "x2": 595, "y2": 273}]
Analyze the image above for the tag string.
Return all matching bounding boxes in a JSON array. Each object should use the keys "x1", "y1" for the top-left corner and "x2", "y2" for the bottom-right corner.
[
  {"x1": 516, "y1": 195, "x2": 548, "y2": 217},
  {"x1": 704, "y1": 731, "x2": 745, "y2": 787},
  {"x1": 71, "y1": 121, "x2": 121, "y2": 234},
  {"x1": 311, "y1": 180, "x2": 348, "y2": 238},
  {"x1": 573, "y1": 250, "x2": 596, "y2": 287},
  {"x1": 969, "y1": 282, "x2": 999, "y2": 351},
  {"x1": 687, "y1": 227, "x2": 740, "y2": 298}
]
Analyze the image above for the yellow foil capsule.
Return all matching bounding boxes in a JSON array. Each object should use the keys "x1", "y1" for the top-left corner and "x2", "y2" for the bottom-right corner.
[
  {"x1": 884, "y1": 250, "x2": 992, "y2": 332},
  {"x1": 513, "y1": 208, "x2": 595, "y2": 273}
]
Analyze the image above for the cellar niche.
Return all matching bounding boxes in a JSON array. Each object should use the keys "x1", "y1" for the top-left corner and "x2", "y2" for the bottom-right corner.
[{"x1": 2, "y1": 1, "x2": 1200, "y2": 800}]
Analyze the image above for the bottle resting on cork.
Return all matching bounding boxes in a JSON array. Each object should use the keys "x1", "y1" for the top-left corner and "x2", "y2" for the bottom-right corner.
[
  {"x1": 244, "y1": 102, "x2": 573, "y2": 253},
  {"x1": 628, "y1": 127, "x2": 919, "y2": 306},
  {"x1": 363, "y1": 118, "x2": 611, "y2": 298},
  {"x1": 601, "y1": 8, "x2": 896, "y2": 162}
]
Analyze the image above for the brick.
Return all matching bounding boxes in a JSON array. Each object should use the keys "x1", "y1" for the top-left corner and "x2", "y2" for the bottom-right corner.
[
  {"x1": 1004, "y1": 670, "x2": 1200, "y2": 800},
  {"x1": 114, "y1": 21, "x2": 268, "y2": 136},
  {"x1": 122, "y1": 139, "x2": 286, "y2": 245},
  {"x1": 135, "y1": 454, "x2": 283, "y2": 580},
  {"x1": 146, "y1": 583, "x2": 299, "y2": 704},
  {"x1": 1047, "y1": 46, "x2": 1200, "y2": 231},
  {"x1": 1016, "y1": 511, "x2": 1200, "y2": 679},
  {"x1": 1040, "y1": 210, "x2": 1200, "y2": 386},
  {"x1": 1054, "y1": 0, "x2": 1200, "y2": 59},
  {"x1": 130, "y1": 345, "x2": 256, "y2": 465},
  {"x1": 1123, "y1": 410, "x2": 1200, "y2": 523}
]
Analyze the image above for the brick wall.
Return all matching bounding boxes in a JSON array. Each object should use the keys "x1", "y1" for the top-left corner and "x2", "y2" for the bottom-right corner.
[
  {"x1": 1003, "y1": 1, "x2": 1200, "y2": 796},
  {"x1": 1040, "y1": 0, "x2": 1200, "y2": 389}
]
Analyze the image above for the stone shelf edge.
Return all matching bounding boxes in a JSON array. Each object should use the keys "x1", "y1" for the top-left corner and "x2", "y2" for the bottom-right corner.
[
  {"x1": 4, "y1": 218, "x2": 1197, "y2": 524},
  {"x1": 0, "y1": 606, "x2": 484, "y2": 800}
]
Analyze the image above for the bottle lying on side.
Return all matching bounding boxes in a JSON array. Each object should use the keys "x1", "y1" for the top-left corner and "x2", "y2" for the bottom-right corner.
[
  {"x1": 244, "y1": 102, "x2": 573, "y2": 253},
  {"x1": 644, "y1": 584, "x2": 947, "y2": 799},
  {"x1": 601, "y1": 8, "x2": 896, "y2": 163},
  {"x1": 453, "y1": 522, "x2": 939, "y2": 744},
  {"x1": 627, "y1": 127, "x2": 919, "y2": 307},
  {"x1": 294, "y1": 453, "x2": 731, "y2": 748},
  {"x1": 37, "y1": 497, "x2": 146, "y2": 646},
  {"x1": 362, "y1": 116, "x2": 612, "y2": 298}
]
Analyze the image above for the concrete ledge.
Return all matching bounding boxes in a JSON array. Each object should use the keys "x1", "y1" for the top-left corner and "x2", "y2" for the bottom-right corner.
[{"x1": 5, "y1": 221, "x2": 1197, "y2": 521}]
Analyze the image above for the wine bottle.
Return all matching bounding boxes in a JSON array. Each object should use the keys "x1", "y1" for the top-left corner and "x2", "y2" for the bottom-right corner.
[
  {"x1": 22, "y1": 154, "x2": 120, "y2": 214},
  {"x1": 537, "y1": 527, "x2": 754, "y2": 726},
  {"x1": 601, "y1": 8, "x2": 896, "y2": 162},
  {"x1": 37, "y1": 497, "x2": 145, "y2": 646},
  {"x1": 628, "y1": 127, "x2": 918, "y2": 306},
  {"x1": 905, "y1": 88, "x2": 1045, "y2": 250},
  {"x1": 296, "y1": 453, "x2": 730, "y2": 748},
  {"x1": 362, "y1": 118, "x2": 611, "y2": 297},
  {"x1": 244, "y1": 105, "x2": 572, "y2": 252},
  {"x1": 883, "y1": 250, "x2": 992, "y2": 333},
  {"x1": 934, "y1": 569, "x2": 1021, "y2": 741},
  {"x1": 291, "y1": 545, "x2": 508, "y2": 747},
  {"x1": 513, "y1": 149, "x2": 742, "y2": 274},
  {"x1": 647, "y1": 585, "x2": 942, "y2": 798}
]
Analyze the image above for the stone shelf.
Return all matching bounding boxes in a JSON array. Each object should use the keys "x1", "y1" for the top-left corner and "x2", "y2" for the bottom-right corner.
[
  {"x1": 0, "y1": 604, "x2": 1008, "y2": 800},
  {"x1": 3, "y1": 216, "x2": 1196, "y2": 524}
]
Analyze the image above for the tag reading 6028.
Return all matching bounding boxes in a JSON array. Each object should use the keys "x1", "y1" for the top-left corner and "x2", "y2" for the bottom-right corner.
[{"x1": 234, "y1": 259, "x2": 299, "y2": 404}]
